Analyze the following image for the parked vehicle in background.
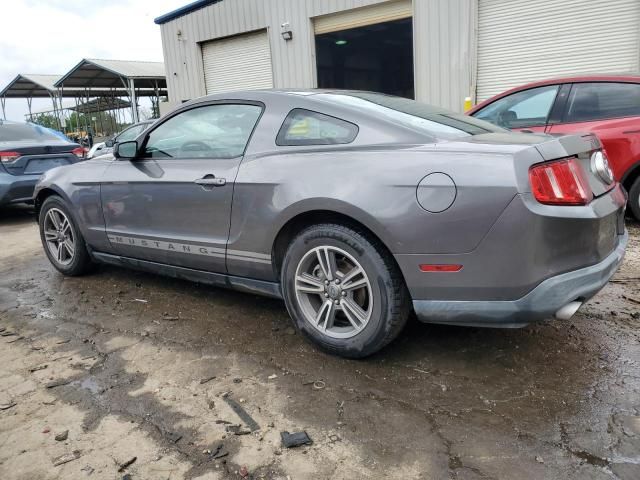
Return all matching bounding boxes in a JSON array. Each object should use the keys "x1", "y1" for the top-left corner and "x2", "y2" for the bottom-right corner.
[
  {"x1": 87, "y1": 120, "x2": 154, "y2": 159},
  {"x1": 468, "y1": 75, "x2": 640, "y2": 220},
  {"x1": 34, "y1": 90, "x2": 627, "y2": 357},
  {"x1": 0, "y1": 121, "x2": 84, "y2": 207}
]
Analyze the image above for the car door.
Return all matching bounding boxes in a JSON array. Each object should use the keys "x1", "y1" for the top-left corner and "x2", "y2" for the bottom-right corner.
[
  {"x1": 546, "y1": 82, "x2": 640, "y2": 181},
  {"x1": 472, "y1": 84, "x2": 561, "y2": 133},
  {"x1": 100, "y1": 101, "x2": 264, "y2": 272}
]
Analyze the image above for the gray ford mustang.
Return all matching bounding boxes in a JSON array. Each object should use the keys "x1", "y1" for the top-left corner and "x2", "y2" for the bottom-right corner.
[{"x1": 34, "y1": 90, "x2": 628, "y2": 358}]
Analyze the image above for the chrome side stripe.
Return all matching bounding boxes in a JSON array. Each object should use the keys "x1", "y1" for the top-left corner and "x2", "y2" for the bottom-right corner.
[{"x1": 107, "y1": 234, "x2": 271, "y2": 264}]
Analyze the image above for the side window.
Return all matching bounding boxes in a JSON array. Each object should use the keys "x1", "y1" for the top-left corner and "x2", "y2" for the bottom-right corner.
[
  {"x1": 116, "y1": 124, "x2": 146, "y2": 143},
  {"x1": 276, "y1": 109, "x2": 358, "y2": 146},
  {"x1": 474, "y1": 85, "x2": 559, "y2": 128},
  {"x1": 565, "y1": 82, "x2": 640, "y2": 123},
  {"x1": 142, "y1": 104, "x2": 262, "y2": 159}
]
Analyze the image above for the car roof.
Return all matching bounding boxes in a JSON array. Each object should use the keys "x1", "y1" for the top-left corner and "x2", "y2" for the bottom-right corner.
[{"x1": 469, "y1": 73, "x2": 640, "y2": 114}]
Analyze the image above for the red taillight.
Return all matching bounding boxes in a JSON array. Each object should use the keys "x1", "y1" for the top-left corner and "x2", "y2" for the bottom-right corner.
[
  {"x1": 419, "y1": 264, "x2": 463, "y2": 272},
  {"x1": 72, "y1": 147, "x2": 85, "y2": 159},
  {"x1": 0, "y1": 151, "x2": 20, "y2": 162},
  {"x1": 529, "y1": 157, "x2": 593, "y2": 206}
]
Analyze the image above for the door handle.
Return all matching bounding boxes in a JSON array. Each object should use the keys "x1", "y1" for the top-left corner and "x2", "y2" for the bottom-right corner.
[{"x1": 195, "y1": 175, "x2": 226, "y2": 187}]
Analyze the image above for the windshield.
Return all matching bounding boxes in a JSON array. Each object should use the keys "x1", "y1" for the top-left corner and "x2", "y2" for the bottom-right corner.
[
  {"x1": 318, "y1": 92, "x2": 504, "y2": 140},
  {"x1": 0, "y1": 122, "x2": 69, "y2": 144}
]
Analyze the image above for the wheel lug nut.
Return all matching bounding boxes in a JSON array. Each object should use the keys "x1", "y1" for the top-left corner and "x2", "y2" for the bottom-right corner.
[
  {"x1": 335, "y1": 279, "x2": 340, "y2": 285},
  {"x1": 324, "y1": 293, "x2": 329, "y2": 298},
  {"x1": 334, "y1": 300, "x2": 340, "y2": 305},
  {"x1": 324, "y1": 280, "x2": 330, "y2": 285},
  {"x1": 342, "y1": 291, "x2": 347, "y2": 297}
]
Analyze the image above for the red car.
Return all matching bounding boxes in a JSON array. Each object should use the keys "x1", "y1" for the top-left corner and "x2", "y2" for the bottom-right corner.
[{"x1": 468, "y1": 75, "x2": 640, "y2": 220}]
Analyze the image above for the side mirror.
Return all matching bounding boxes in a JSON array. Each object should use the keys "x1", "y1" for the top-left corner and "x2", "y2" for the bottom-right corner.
[
  {"x1": 105, "y1": 139, "x2": 114, "y2": 148},
  {"x1": 114, "y1": 140, "x2": 138, "y2": 160}
]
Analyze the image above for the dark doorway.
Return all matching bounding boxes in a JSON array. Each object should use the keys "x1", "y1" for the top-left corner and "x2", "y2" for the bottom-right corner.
[{"x1": 315, "y1": 17, "x2": 414, "y2": 99}]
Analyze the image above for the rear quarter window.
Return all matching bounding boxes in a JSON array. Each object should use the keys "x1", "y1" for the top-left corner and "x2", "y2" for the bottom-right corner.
[
  {"x1": 565, "y1": 82, "x2": 640, "y2": 122},
  {"x1": 276, "y1": 109, "x2": 358, "y2": 146}
]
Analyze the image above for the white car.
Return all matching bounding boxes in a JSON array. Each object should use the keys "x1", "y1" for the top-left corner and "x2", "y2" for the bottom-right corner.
[{"x1": 87, "y1": 120, "x2": 154, "y2": 159}]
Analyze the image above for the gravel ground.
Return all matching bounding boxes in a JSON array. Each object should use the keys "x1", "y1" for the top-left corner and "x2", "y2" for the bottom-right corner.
[{"x1": 0, "y1": 204, "x2": 639, "y2": 480}]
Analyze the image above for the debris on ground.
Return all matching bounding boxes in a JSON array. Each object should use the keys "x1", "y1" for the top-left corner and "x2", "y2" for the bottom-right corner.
[
  {"x1": 207, "y1": 443, "x2": 228, "y2": 460},
  {"x1": 46, "y1": 379, "x2": 72, "y2": 389},
  {"x1": 622, "y1": 294, "x2": 640, "y2": 305},
  {"x1": 0, "y1": 401, "x2": 17, "y2": 410},
  {"x1": 535, "y1": 456, "x2": 544, "y2": 464},
  {"x1": 239, "y1": 465, "x2": 249, "y2": 477},
  {"x1": 80, "y1": 465, "x2": 94, "y2": 475},
  {"x1": 281, "y1": 431, "x2": 313, "y2": 448},
  {"x1": 199, "y1": 375, "x2": 217, "y2": 384},
  {"x1": 268, "y1": 374, "x2": 278, "y2": 380},
  {"x1": 42, "y1": 427, "x2": 50, "y2": 433},
  {"x1": 56, "y1": 338, "x2": 71, "y2": 344},
  {"x1": 215, "y1": 419, "x2": 233, "y2": 425},
  {"x1": 328, "y1": 434, "x2": 341, "y2": 443},
  {"x1": 29, "y1": 364, "x2": 48, "y2": 372},
  {"x1": 55, "y1": 430, "x2": 69, "y2": 441},
  {"x1": 313, "y1": 381, "x2": 326, "y2": 390},
  {"x1": 223, "y1": 395, "x2": 260, "y2": 432},
  {"x1": 52, "y1": 450, "x2": 81, "y2": 466},
  {"x1": 226, "y1": 424, "x2": 252, "y2": 435},
  {"x1": 233, "y1": 377, "x2": 242, "y2": 384},
  {"x1": 117, "y1": 456, "x2": 137, "y2": 472},
  {"x1": 133, "y1": 298, "x2": 148, "y2": 303},
  {"x1": 122, "y1": 474, "x2": 132, "y2": 480}
]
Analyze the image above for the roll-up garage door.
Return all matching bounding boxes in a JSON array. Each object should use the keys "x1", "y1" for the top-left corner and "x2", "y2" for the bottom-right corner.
[
  {"x1": 314, "y1": 0, "x2": 412, "y2": 35},
  {"x1": 201, "y1": 30, "x2": 273, "y2": 95},
  {"x1": 477, "y1": 0, "x2": 640, "y2": 102}
]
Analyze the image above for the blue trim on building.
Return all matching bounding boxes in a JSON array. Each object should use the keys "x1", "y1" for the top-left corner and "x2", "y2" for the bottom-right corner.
[{"x1": 154, "y1": 0, "x2": 224, "y2": 25}]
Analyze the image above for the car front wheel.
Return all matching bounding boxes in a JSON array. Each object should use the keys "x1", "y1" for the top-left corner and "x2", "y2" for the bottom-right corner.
[
  {"x1": 39, "y1": 196, "x2": 93, "y2": 276},
  {"x1": 281, "y1": 224, "x2": 410, "y2": 358}
]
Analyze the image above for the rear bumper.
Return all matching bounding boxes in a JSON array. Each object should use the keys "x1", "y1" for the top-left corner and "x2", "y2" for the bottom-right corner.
[
  {"x1": 0, "y1": 173, "x2": 39, "y2": 205},
  {"x1": 413, "y1": 230, "x2": 628, "y2": 327}
]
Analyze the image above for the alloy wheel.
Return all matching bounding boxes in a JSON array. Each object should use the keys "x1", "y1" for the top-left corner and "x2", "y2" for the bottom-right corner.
[
  {"x1": 43, "y1": 208, "x2": 75, "y2": 266},
  {"x1": 294, "y1": 245, "x2": 373, "y2": 339}
]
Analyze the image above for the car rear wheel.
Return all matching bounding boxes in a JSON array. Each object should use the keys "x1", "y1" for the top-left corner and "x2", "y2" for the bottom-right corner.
[
  {"x1": 39, "y1": 196, "x2": 93, "y2": 276},
  {"x1": 281, "y1": 224, "x2": 410, "y2": 358},
  {"x1": 629, "y1": 176, "x2": 640, "y2": 221}
]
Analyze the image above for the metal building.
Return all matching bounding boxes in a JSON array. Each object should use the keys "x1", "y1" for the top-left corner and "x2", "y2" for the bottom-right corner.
[{"x1": 155, "y1": 0, "x2": 640, "y2": 113}]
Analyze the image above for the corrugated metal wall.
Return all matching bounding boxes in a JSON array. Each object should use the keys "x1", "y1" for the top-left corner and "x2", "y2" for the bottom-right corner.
[
  {"x1": 159, "y1": 0, "x2": 475, "y2": 111},
  {"x1": 413, "y1": 0, "x2": 475, "y2": 111}
]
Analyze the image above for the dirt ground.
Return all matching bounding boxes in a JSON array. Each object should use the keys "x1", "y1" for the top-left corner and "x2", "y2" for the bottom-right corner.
[{"x1": 0, "y1": 204, "x2": 639, "y2": 480}]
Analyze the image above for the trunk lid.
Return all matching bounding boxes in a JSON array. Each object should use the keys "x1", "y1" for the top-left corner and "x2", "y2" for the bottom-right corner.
[{"x1": 1, "y1": 142, "x2": 82, "y2": 176}]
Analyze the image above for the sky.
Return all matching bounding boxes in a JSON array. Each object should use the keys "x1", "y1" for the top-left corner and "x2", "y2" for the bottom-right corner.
[{"x1": 0, "y1": 0, "x2": 187, "y2": 122}]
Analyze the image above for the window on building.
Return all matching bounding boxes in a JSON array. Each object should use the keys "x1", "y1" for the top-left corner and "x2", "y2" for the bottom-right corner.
[
  {"x1": 565, "y1": 82, "x2": 640, "y2": 122},
  {"x1": 142, "y1": 104, "x2": 262, "y2": 159},
  {"x1": 276, "y1": 109, "x2": 359, "y2": 146}
]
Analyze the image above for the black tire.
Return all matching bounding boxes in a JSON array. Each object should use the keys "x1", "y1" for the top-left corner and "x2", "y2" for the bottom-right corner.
[
  {"x1": 38, "y1": 196, "x2": 93, "y2": 276},
  {"x1": 281, "y1": 223, "x2": 411, "y2": 358},
  {"x1": 629, "y1": 176, "x2": 640, "y2": 221}
]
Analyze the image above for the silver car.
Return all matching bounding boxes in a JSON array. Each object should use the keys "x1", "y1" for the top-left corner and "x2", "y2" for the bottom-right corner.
[{"x1": 34, "y1": 90, "x2": 628, "y2": 357}]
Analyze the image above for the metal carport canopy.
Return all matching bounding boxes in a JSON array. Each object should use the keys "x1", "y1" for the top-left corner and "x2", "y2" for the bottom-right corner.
[{"x1": 54, "y1": 59, "x2": 168, "y2": 122}]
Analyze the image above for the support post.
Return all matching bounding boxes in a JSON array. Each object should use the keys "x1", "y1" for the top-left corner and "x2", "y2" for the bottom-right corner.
[
  {"x1": 1, "y1": 96, "x2": 6, "y2": 120},
  {"x1": 129, "y1": 78, "x2": 139, "y2": 123}
]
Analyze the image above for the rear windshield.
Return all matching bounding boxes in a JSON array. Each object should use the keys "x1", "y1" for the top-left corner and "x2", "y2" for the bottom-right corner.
[
  {"x1": 0, "y1": 122, "x2": 67, "y2": 143},
  {"x1": 318, "y1": 92, "x2": 504, "y2": 140}
]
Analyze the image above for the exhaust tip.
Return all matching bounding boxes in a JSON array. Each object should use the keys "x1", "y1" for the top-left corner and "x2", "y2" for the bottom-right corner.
[{"x1": 555, "y1": 301, "x2": 583, "y2": 320}]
